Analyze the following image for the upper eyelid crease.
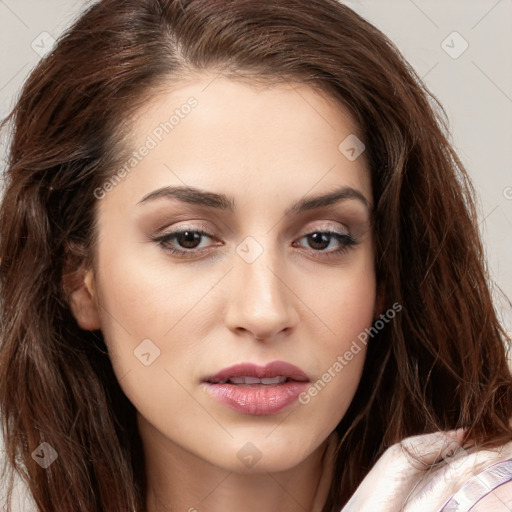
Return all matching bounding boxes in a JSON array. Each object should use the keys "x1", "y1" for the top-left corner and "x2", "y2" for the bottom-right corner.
[{"x1": 137, "y1": 185, "x2": 372, "y2": 215}]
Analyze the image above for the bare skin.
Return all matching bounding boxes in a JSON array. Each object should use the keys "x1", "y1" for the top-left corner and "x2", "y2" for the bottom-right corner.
[{"x1": 69, "y1": 75, "x2": 376, "y2": 512}]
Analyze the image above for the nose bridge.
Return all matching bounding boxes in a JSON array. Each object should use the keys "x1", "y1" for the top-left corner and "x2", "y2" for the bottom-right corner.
[{"x1": 225, "y1": 235, "x2": 297, "y2": 339}]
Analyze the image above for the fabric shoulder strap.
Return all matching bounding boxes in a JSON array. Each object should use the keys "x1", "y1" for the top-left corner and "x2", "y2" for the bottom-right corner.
[{"x1": 439, "y1": 457, "x2": 512, "y2": 511}]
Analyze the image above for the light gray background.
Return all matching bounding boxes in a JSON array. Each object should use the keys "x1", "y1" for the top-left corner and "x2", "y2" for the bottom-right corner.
[{"x1": 0, "y1": 1, "x2": 511, "y2": 509}]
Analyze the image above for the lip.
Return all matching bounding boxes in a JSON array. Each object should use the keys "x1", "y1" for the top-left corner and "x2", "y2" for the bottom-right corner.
[
  {"x1": 202, "y1": 361, "x2": 310, "y2": 416},
  {"x1": 203, "y1": 361, "x2": 310, "y2": 383}
]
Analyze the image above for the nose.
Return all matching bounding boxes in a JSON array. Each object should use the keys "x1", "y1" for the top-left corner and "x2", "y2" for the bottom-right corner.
[{"x1": 224, "y1": 238, "x2": 299, "y2": 342}]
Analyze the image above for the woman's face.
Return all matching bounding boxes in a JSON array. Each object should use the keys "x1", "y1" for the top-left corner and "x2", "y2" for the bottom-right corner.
[{"x1": 79, "y1": 75, "x2": 376, "y2": 473}]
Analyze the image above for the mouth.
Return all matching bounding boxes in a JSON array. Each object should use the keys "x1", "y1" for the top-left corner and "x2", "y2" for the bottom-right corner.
[
  {"x1": 202, "y1": 361, "x2": 310, "y2": 415},
  {"x1": 203, "y1": 360, "x2": 309, "y2": 384},
  {"x1": 204, "y1": 360, "x2": 309, "y2": 385},
  {"x1": 207, "y1": 375, "x2": 293, "y2": 385}
]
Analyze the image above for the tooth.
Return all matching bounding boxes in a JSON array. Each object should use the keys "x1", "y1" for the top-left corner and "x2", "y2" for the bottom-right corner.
[
  {"x1": 228, "y1": 377, "x2": 251, "y2": 384},
  {"x1": 225, "y1": 376, "x2": 289, "y2": 385},
  {"x1": 261, "y1": 376, "x2": 287, "y2": 385},
  {"x1": 244, "y1": 376, "x2": 261, "y2": 385}
]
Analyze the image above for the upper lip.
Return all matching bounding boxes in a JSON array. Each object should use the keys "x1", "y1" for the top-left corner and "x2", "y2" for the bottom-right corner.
[{"x1": 203, "y1": 361, "x2": 310, "y2": 383}]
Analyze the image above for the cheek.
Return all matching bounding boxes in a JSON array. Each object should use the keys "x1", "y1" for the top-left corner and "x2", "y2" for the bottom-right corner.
[
  {"x1": 94, "y1": 237, "x2": 222, "y2": 343},
  {"x1": 95, "y1": 234, "x2": 376, "y2": 379},
  {"x1": 92, "y1": 248, "x2": 219, "y2": 430},
  {"x1": 321, "y1": 271, "x2": 375, "y2": 333},
  {"x1": 91, "y1": 231, "x2": 377, "y2": 462},
  {"x1": 304, "y1": 247, "x2": 377, "y2": 353},
  {"x1": 91, "y1": 240, "x2": 207, "y2": 392},
  {"x1": 295, "y1": 257, "x2": 376, "y2": 426}
]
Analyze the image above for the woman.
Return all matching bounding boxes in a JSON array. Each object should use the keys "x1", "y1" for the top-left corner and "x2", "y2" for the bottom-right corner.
[{"x1": 0, "y1": 0, "x2": 511, "y2": 511}]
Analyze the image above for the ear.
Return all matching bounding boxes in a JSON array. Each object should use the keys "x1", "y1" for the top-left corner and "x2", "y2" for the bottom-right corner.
[{"x1": 62, "y1": 252, "x2": 101, "y2": 331}]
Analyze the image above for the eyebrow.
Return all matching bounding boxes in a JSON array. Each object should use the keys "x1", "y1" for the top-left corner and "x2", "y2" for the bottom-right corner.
[{"x1": 137, "y1": 185, "x2": 371, "y2": 215}]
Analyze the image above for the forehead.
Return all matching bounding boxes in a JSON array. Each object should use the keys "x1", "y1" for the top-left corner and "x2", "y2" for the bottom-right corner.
[{"x1": 102, "y1": 75, "x2": 371, "y2": 210}]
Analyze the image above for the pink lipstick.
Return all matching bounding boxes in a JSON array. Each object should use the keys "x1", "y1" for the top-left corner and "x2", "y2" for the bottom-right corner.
[{"x1": 202, "y1": 361, "x2": 310, "y2": 415}]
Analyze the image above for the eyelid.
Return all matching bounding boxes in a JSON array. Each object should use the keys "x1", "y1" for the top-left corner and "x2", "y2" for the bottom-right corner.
[
  {"x1": 153, "y1": 220, "x2": 214, "y2": 236},
  {"x1": 298, "y1": 219, "x2": 350, "y2": 234},
  {"x1": 154, "y1": 219, "x2": 351, "y2": 240},
  {"x1": 151, "y1": 219, "x2": 359, "y2": 262}
]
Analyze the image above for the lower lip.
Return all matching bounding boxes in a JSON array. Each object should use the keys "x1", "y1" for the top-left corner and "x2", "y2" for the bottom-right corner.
[{"x1": 203, "y1": 381, "x2": 309, "y2": 415}]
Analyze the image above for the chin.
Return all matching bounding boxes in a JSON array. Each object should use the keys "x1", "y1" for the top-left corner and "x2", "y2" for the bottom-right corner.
[{"x1": 203, "y1": 434, "x2": 323, "y2": 474}]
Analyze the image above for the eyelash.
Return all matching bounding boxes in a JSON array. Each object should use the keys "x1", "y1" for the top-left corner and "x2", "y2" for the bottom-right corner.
[{"x1": 151, "y1": 225, "x2": 358, "y2": 260}]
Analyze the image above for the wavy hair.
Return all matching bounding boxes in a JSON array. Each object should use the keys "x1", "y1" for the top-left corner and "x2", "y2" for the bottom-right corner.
[{"x1": 1, "y1": 0, "x2": 511, "y2": 510}]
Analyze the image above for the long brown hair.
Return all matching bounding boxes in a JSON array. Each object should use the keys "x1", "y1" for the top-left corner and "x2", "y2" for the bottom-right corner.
[{"x1": 1, "y1": 1, "x2": 511, "y2": 511}]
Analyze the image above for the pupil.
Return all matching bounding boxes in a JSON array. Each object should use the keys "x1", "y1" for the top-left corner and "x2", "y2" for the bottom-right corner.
[
  {"x1": 308, "y1": 232, "x2": 330, "y2": 250},
  {"x1": 178, "y1": 231, "x2": 201, "y2": 249}
]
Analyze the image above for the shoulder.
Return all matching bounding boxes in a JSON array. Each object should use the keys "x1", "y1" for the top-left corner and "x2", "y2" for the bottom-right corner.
[
  {"x1": 470, "y1": 478, "x2": 512, "y2": 511},
  {"x1": 431, "y1": 440, "x2": 512, "y2": 512},
  {"x1": 342, "y1": 432, "x2": 512, "y2": 512}
]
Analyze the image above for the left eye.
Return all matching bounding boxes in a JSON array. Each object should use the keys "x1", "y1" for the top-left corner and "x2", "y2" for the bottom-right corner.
[{"x1": 299, "y1": 231, "x2": 356, "y2": 253}]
